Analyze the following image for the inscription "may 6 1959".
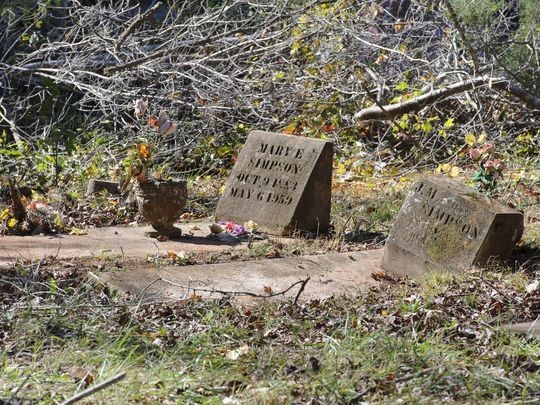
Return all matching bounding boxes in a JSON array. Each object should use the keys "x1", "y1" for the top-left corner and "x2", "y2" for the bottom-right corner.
[{"x1": 215, "y1": 130, "x2": 333, "y2": 236}]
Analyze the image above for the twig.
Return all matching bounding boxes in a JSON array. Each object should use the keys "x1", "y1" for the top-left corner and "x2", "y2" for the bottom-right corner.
[
  {"x1": 60, "y1": 372, "x2": 126, "y2": 405},
  {"x1": 294, "y1": 276, "x2": 310, "y2": 305},
  {"x1": 442, "y1": 0, "x2": 479, "y2": 73},
  {"x1": 476, "y1": 275, "x2": 516, "y2": 303},
  {"x1": 159, "y1": 276, "x2": 310, "y2": 301},
  {"x1": 136, "y1": 277, "x2": 164, "y2": 301},
  {"x1": 116, "y1": 2, "x2": 163, "y2": 50}
]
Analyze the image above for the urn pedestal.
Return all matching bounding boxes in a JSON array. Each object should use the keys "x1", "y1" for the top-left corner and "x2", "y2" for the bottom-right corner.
[{"x1": 134, "y1": 179, "x2": 187, "y2": 238}]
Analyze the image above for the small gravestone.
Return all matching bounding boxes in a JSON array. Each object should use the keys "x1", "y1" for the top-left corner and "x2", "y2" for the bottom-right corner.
[
  {"x1": 86, "y1": 179, "x2": 120, "y2": 196},
  {"x1": 382, "y1": 176, "x2": 524, "y2": 277},
  {"x1": 215, "y1": 130, "x2": 333, "y2": 235}
]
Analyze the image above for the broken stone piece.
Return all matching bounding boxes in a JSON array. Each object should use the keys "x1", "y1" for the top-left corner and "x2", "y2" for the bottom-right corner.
[
  {"x1": 215, "y1": 130, "x2": 333, "y2": 236},
  {"x1": 86, "y1": 179, "x2": 120, "y2": 196},
  {"x1": 382, "y1": 176, "x2": 524, "y2": 277},
  {"x1": 505, "y1": 321, "x2": 540, "y2": 337}
]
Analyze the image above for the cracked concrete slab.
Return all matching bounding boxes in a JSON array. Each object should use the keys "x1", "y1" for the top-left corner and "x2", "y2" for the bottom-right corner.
[
  {"x1": 0, "y1": 222, "x2": 286, "y2": 267},
  {"x1": 98, "y1": 249, "x2": 385, "y2": 304}
]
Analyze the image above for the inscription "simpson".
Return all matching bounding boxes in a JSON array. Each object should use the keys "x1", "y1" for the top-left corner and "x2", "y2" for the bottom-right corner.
[
  {"x1": 403, "y1": 181, "x2": 480, "y2": 246},
  {"x1": 247, "y1": 158, "x2": 300, "y2": 174}
]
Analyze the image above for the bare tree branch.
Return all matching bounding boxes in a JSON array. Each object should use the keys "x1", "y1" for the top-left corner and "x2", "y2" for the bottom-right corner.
[{"x1": 354, "y1": 77, "x2": 540, "y2": 121}]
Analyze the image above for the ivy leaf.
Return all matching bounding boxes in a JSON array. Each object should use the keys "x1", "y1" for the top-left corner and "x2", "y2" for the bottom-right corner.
[{"x1": 395, "y1": 81, "x2": 409, "y2": 91}]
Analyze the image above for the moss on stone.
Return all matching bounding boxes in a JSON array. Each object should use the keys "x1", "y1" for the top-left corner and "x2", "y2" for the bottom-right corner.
[{"x1": 425, "y1": 222, "x2": 465, "y2": 264}]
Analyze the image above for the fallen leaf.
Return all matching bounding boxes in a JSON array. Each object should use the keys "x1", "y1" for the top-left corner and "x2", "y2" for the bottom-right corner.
[
  {"x1": 209, "y1": 223, "x2": 224, "y2": 234},
  {"x1": 526, "y1": 280, "x2": 539, "y2": 294},
  {"x1": 371, "y1": 271, "x2": 387, "y2": 281},
  {"x1": 263, "y1": 286, "x2": 273, "y2": 295},
  {"x1": 449, "y1": 166, "x2": 461, "y2": 177},
  {"x1": 226, "y1": 344, "x2": 249, "y2": 360},
  {"x1": 69, "y1": 227, "x2": 88, "y2": 235},
  {"x1": 465, "y1": 133, "x2": 476, "y2": 146},
  {"x1": 68, "y1": 367, "x2": 94, "y2": 388},
  {"x1": 190, "y1": 293, "x2": 202, "y2": 302}
]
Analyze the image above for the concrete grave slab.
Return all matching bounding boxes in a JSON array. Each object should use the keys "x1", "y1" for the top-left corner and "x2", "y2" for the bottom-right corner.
[
  {"x1": 383, "y1": 176, "x2": 524, "y2": 277},
  {"x1": 98, "y1": 249, "x2": 384, "y2": 304},
  {"x1": 215, "y1": 130, "x2": 333, "y2": 236},
  {"x1": 505, "y1": 320, "x2": 540, "y2": 337},
  {"x1": 0, "y1": 221, "x2": 284, "y2": 267}
]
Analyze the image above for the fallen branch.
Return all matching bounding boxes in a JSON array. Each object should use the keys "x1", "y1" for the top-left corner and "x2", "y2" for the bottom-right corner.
[
  {"x1": 159, "y1": 276, "x2": 310, "y2": 302},
  {"x1": 60, "y1": 372, "x2": 126, "y2": 405},
  {"x1": 354, "y1": 76, "x2": 540, "y2": 121}
]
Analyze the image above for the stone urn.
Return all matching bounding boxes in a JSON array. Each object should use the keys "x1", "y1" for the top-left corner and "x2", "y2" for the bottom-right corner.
[{"x1": 134, "y1": 178, "x2": 187, "y2": 238}]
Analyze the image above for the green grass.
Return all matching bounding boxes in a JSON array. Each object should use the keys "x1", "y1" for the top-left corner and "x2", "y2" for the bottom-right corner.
[{"x1": 2, "y1": 262, "x2": 540, "y2": 404}]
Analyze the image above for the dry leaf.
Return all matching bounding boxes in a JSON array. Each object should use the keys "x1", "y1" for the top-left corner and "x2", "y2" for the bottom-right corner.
[
  {"x1": 371, "y1": 271, "x2": 387, "y2": 281},
  {"x1": 69, "y1": 227, "x2": 87, "y2": 235},
  {"x1": 68, "y1": 367, "x2": 94, "y2": 388},
  {"x1": 263, "y1": 286, "x2": 273, "y2": 295},
  {"x1": 209, "y1": 223, "x2": 224, "y2": 234},
  {"x1": 526, "y1": 280, "x2": 539, "y2": 294},
  {"x1": 226, "y1": 344, "x2": 249, "y2": 360}
]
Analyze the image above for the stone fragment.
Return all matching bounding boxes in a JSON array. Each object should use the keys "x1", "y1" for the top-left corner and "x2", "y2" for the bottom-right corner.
[
  {"x1": 86, "y1": 179, "x2": 120, "y2": 196},
  {"x1": 215, "y1": 130, "x2": 333, "y2": 235},
  {"x1": 505, "y1": 321, "x2": 540, "y2": 337},
  {"x1": 382, "y1": 176, "x2": 524, "y2": 277}
]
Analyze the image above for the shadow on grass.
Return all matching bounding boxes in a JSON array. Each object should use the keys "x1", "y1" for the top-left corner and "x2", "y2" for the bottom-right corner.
[
  {"x1": 512, "y1": 243, "x2": 540, "y2": 272},
  {"x1": 342, "y1": 230, "x2": 387, "y2": 246}
]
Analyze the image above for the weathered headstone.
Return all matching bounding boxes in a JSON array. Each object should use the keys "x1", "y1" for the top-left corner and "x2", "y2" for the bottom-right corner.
[
  {"x1": 382, "y1": 176, "x2": 524, "y2": 277},
  {"x1": 86, "y1": 179, "x2": 120, "y2": 196},
  {"x1": 215, "y1": 130, "x2": 333, "y2": 235}
]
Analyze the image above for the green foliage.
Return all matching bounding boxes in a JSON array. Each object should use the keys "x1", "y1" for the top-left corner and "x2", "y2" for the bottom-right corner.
[{"x1": 450, "y1": 0, "x2": 504, "y2": 27}]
